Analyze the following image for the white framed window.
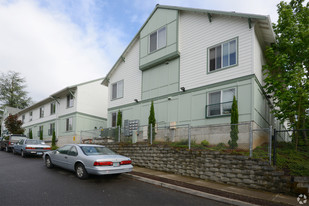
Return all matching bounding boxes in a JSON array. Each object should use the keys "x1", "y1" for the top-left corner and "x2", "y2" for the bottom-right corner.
[
  {"x1": 50, "y1": 102, "x2": 56, "y2": 115},
  {"x1": 149, "y1": 26, "x2": 166, "y2": 53},
  {"x1": 207, "y1": 88, "x2": 235, "y2": 117},
  {"x1": 111, "y1": 112, "x2": 117, "y2": 127},
  {"x1": 111, "y1": 80, "x2": 124, "y2": 100},
  {"x1": 38, "y1": 126, "x2": 43, "y2": 137},
  {"x1": 39, "y1": 107, "x2": 44, "y2": 118},
  {"x1": 208, "y1": 38, "x2": 237, "y2": 72},
  {"x1": 48, "y1": 123, "x2": 55, "y2": 136},
  {"x1": 22, "y1": 115, "x2": 25, "y2": 123},
  {"x1": 66, "y1": 118, "x2": 73, "y2": 132},
  {"x1": 29, "y1": 111, "x2": 32, "y2": 122},
  {"x1": 67, "y1": 93, "x2": 74, "y2": 108}
]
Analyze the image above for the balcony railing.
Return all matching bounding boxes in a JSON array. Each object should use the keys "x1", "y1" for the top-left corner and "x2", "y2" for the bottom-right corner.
[{"x1": 206, "y1": 101, "x2": 233, "y2": 117}]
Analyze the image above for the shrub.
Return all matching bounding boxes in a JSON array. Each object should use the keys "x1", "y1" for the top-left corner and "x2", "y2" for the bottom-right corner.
[{"x1": 201, "y1": 140, "x2": 209, "y2": 147}]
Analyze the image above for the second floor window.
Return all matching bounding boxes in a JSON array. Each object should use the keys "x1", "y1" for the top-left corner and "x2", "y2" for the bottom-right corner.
[
  {"x1": 209, "y1": 38, "x2": 237, "y2": 72},
  {"x1": 207, "y1": 88, "x2": 235, "y2": 117},
  {"x1": 50, "y1": 102, "x2": 56, "y2": 115},
  {"x1": 22, "y1": 115, "x2": 25, "y2": 123},
  {"x1": 112, "y1": 80, "x2": 124, "y2": 100},
  {"x1": 40, "y1": 107, "x2": 44, "y2": 118},
  {"x1": 149, "y1": 26, "x2": 166, "y2": 53},
  {"x1": 29, "y1": 111, "x2": 32, "y2": 121},
  {"x1": 67, "y1": 93, "x2": 74, "y2": 108}
]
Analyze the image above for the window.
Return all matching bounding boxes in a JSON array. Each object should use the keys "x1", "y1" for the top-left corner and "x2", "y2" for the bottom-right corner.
[
  {"x1": 68, "y1": 146, "x2": 78, "y2": 156},
  {"x1": 207, "y1": 88, "x2": 235, "y2": 117},
  {"x1": 66, "y1": 118, "x2": 73, "y2": 131},
  {"x1": 22, "y1": 115, "x2": 25, "y2": 123},
  {"x1": 50, "y1": 102, "x2": 56, "y2": 115},
  {"x1": 111, "y1": 80, "x2": 124, "y2": 100},
  {"x1": 209, "y1": 39, "x2": 237, "y2": 72},
  {"x1": 67, "y1": 93, "x2": 74, "y2": 108},
  {"x1": 48, "y1": 123, "x2": 55, "y2": 136},
  {"x1": 111, "y1": 112, "x2": 117, "y2": 127},
  {"x1": 38, "y1": 126, "x2": 43, "y2": 137},
  {"x1": 29, "y1": 111, "x2": 32, "y2": 122},
  {"x1": 149, "y1": 26, "x2": 166, "y2": 53},
  {"x1": 58, "y1": 145, "x2": 72, "y2": 155},
  {"x1": 40, "y1": 107, "x2": 44, "y2": 118}
]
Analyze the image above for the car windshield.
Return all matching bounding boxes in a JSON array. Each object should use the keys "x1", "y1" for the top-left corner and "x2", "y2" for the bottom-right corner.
[
  {"x1": 80, "y1": 146, "x2": 116, "y2": 156},
  {"x1": 26, "y1": 140, "x2": 45, "y2": 145}
]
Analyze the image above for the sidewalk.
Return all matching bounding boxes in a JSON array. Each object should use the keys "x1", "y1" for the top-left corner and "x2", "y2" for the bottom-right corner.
[{"x1": 124, "y1": 166, "x2": 299, "y2": 206}]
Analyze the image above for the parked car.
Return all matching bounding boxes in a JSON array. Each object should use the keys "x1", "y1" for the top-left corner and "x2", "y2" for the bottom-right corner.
[
  {"x1": 43, "y1": 144, "x2": 133, "y2": 179},
  {"x1": 0, "y1": 134, "x2": 27, "y2": 152},
  {"x1": 13, "y1": 139, "x2": 51, "y2": 157}
]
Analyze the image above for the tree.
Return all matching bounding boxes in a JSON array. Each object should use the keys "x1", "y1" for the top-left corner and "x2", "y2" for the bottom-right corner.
[
  {"x1": 29, "y1": 130, "x2": 33, "y2": 139},
  {"x1": 148, "y1": 100, "x2": 156, "y2": 141},
  {"x1": 52, "y1": 130, "x2": 56, "y2": 147},
  {"x1": 40, "y1": 130, "x2": 43, "y2": 140},
  {"x1": 263, "y1": 0, "x2": 309, "y2": 149},
  {"x1": 0, "y1": 71, "x2": 32, "y2": 109},
  {"x1": 228, "y1": 96, "x2": 239, "y2": 149},
  {"x1": 4, "y1": 114, "x2": 24, "y2": 134},
  {"x1": 117, "y1": 110, "x2": 122, "y2": 128}
]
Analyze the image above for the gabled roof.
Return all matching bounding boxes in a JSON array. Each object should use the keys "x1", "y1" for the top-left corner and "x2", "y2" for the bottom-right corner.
[
  {"x1": 17, "y1": 77, "x2": 105, "y2": 114},
  {"x1": 102, "y1": 4, "x2": 275, "y2": 86}
]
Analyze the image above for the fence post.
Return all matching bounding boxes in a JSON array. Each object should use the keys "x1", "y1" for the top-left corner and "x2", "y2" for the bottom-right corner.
[
  {"x1": 269, "y1": 125, "x2": 272, "y2": 165},
  {"x1": 273, "y1": 129, "x2": 277, "y2": 166},
  {"x1": 249, "y1": 122, "x2": 253, "y2": 158},
  {"x1": 118, "y1": 126, "x2": 120, "y2": 142},
  {"x1": 188, "y1": 124, "x2": 191, "y2": 150},
  {"x1": 150, "y1": 124, "x2": 153, "y2": 145}
]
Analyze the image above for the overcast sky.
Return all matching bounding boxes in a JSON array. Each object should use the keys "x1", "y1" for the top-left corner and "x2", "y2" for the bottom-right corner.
[{"x1": 0, "y1": 0, "x2": 288, "y2": 102}]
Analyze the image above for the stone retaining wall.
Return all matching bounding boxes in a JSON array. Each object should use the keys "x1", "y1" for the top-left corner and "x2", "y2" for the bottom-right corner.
[{"x1": 104, "y1": 143, "x2": 308, "y2": 195}]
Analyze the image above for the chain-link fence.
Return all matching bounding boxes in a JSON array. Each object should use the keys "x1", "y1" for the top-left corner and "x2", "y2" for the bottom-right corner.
[{"x1": 81, "y1": 122, "x2": 289, "y2": 164}]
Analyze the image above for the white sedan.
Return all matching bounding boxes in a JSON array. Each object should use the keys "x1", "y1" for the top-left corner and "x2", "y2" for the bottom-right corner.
[{"x1": 43, "y1": 144, "x2": 133, "y2": 179}]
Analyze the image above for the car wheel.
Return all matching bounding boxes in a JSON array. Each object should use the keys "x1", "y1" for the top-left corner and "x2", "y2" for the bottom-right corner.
[
  {"x1": 12, "y1": 148, "x2": 16, "y2": 155},
  {"x1": 45, "y1": 156, "x2": 54, "y2": 168},
  {"x1": 21, "y1": 150, "x2": 26, "y2": 158},
  {"x1": 75, "y1": 163, "x2": 88, "y2": 180}
]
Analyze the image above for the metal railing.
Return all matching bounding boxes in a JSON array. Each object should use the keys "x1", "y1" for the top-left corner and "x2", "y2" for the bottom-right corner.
[{"x1": 80, "y1": 122, "x2": 289, "y2": 164}]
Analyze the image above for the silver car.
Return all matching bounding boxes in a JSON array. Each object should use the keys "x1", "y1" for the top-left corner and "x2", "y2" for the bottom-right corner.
[
  {"x1": 43, "y1": 144, "x2": 133, "y2": 179},
  {"x1": 13, "y1": 139, "x2": 51, "y2": 157}
]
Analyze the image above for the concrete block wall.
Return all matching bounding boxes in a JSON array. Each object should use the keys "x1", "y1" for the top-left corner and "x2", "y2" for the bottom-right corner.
[{"x1": 104, "y1": 143, "x2": 308, "y2": 195}]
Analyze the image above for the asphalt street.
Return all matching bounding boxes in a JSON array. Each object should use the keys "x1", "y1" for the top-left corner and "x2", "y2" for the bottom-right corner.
[{"x1": 0, "y1": 151, "x2": 232, "y2": 206}]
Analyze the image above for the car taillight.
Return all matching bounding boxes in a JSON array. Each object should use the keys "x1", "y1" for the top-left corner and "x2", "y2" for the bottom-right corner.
[
  {"x1": 120, "y1": 160, "x2": 132, "y2": 165},
  {"x1": 26, "y1": 147, "x2": 35, "y2": 149},
  {"x1": 44, "y1": 147, "x2": 51, "y2": 150},
  {"x1": 93, "y1": 161, "x2": 113, "y2": 166},
  {"x1": 9, "y1": 142, "x2": 13, "y2": 145}
]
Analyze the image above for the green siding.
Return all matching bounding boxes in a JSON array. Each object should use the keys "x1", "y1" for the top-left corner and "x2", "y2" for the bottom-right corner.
[
  {"x1": 142, "y1": 58, "x2": 179, "y2": 100},
  {"x1": 108, "y1": 77, "x2": 257, "y2": 127},
  {"x1": 253, "y1": 80, "x2": 271, "y2": 128},
  {"x1": 140, "y1": 8, "x2": 178, "y2": 70}
]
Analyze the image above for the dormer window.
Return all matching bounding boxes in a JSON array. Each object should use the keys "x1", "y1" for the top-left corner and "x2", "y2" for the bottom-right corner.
[{"x1": 149, "y1": 26, "x2": 166, "y2": 53}]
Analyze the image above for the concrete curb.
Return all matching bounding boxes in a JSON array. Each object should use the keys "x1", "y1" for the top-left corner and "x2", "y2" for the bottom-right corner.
[{"x1": 124, "y1": 173, "x2": 259, "y2": 206}]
